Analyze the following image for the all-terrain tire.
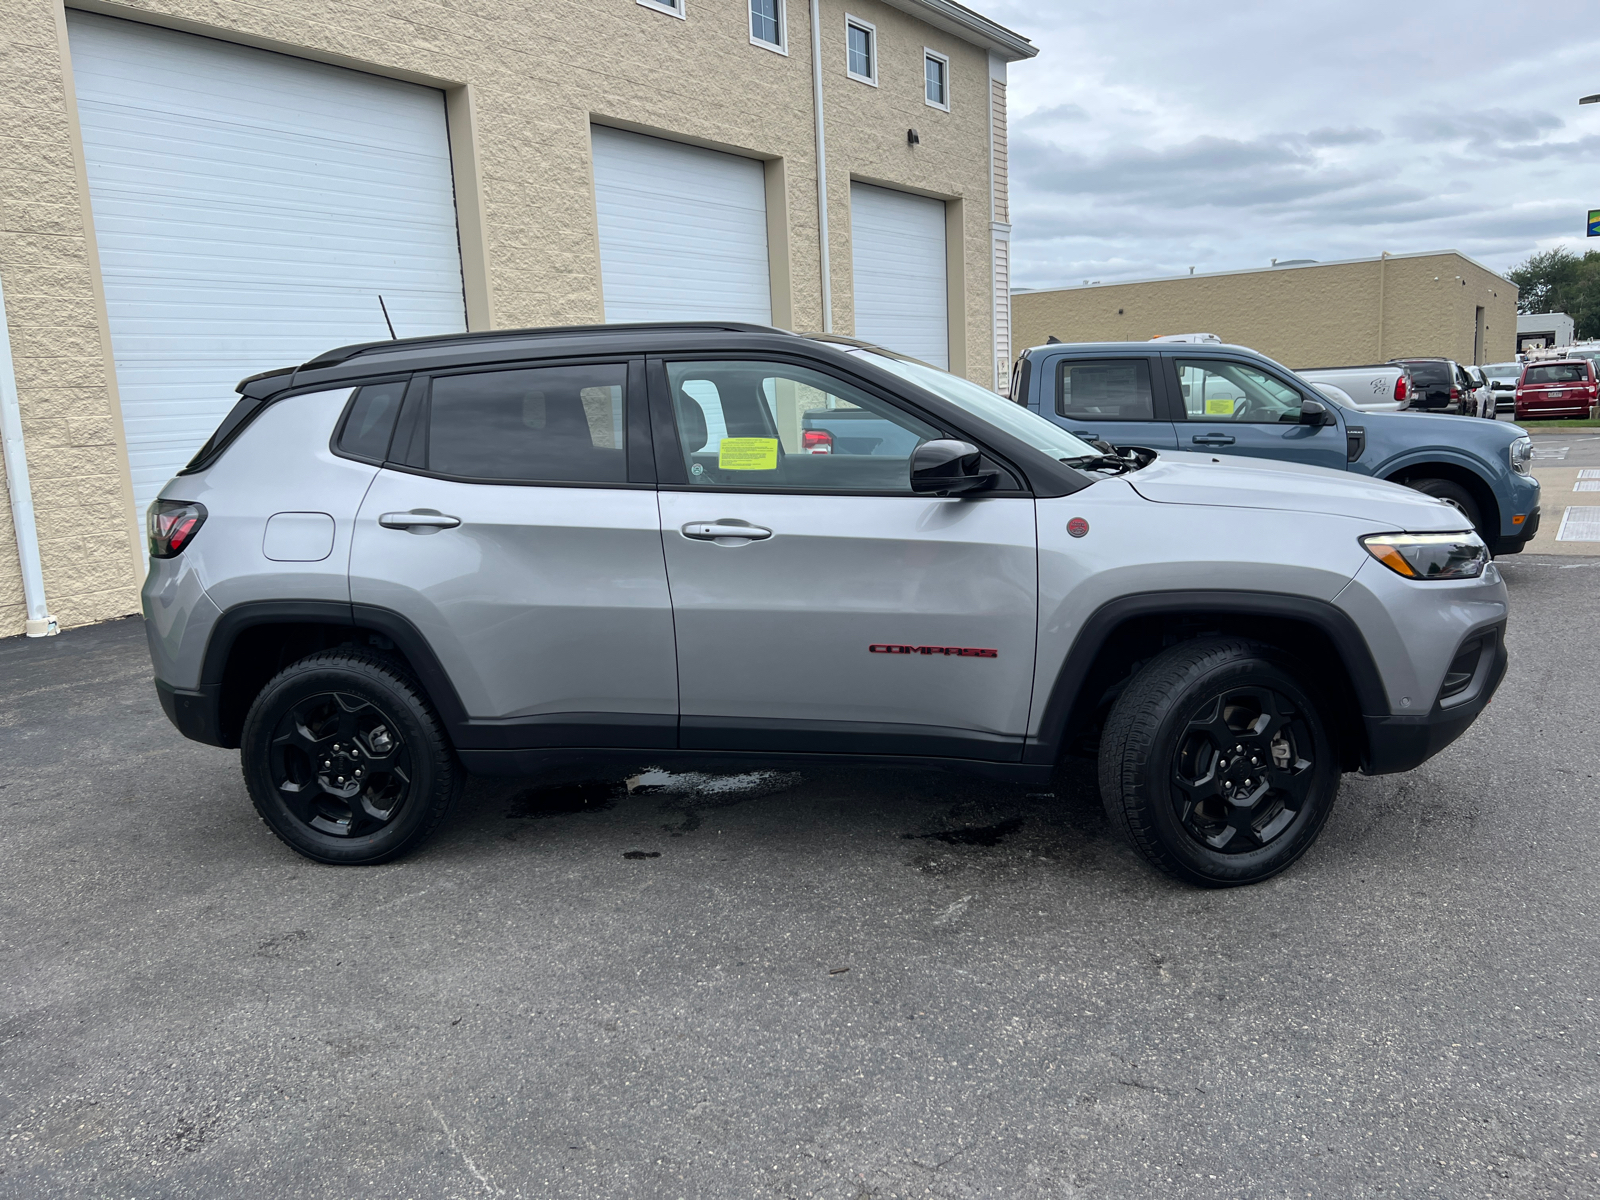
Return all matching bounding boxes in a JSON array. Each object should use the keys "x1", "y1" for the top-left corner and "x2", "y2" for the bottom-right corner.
[
  {"x1": 1097, "y1": 638, "x2": 1341, "y2": 887},
  {"x1": 240, "y1": 650, "x2": 462, "y2": 865}
]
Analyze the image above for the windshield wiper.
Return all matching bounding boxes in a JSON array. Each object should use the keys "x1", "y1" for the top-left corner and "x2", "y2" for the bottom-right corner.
[{"x1": 1061, "y1": 444, "x2": 1157, "y2": 476}]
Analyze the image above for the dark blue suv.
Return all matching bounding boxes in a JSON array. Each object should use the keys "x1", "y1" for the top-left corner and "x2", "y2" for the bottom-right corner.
[{"x1": 1012, "y1": 341, "x2": 1541, "y2": 554}]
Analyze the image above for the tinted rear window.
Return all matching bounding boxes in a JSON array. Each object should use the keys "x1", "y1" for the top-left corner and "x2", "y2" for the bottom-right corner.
[
  {"x1": 1525, "y1": 363, "x2": 1590, "y2": 385},
  {"x1": 424, "y1": 364, "x2": 629, "y2": 483},
  {"x1": 1399, "y1": 361, "x2": 1450, "y2": 386},
  {"x1": 337, "y1": 381, "x2": 407, "y2": 462},
  {"x1": 1057, "y1": 359, "x2": 1154, "y2": 421}
]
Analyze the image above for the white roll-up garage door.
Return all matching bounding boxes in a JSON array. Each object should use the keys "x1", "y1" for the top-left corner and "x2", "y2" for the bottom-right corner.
[
  {"x1": 850, "y1": 183, "x2": 948, "y2": 369},
  {"x1": 67, "y1": 12, "x2": 467, "y2": 525},
  {"x1": 591, "y1": 126, "x2": 772, "y2": 324}
]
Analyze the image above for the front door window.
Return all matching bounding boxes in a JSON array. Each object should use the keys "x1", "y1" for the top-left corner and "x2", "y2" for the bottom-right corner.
[{"x1": 1176, "y1": 359, "x2": 1305, "y2": 423}]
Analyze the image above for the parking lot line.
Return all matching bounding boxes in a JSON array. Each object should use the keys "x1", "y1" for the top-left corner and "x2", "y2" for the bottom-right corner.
[{"x1": 1556, "y1": 507, "x2": 1600, "y2": 541}]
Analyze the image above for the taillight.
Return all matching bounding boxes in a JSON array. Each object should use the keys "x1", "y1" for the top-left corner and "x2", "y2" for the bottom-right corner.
[
  {"x1": 802, "y1": 429, "x2": 833, "y2": 455},
  {"x1": 148, "y1": 499, "x2": 207, "y2": 558},
  {"x1": 1394, "y1": 374, "x2": 1408, "y2": 402},
  {"x1": 1449, "y1": 386, "x2": 1459, "y2": 400}
]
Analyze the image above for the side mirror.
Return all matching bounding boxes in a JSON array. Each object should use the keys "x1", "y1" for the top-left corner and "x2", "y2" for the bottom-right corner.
[
  {"x1": 910, "y1": 439, "x2": 998, "y2": 495},
  {"x1": 1299, "y1": 398, "x2": 1335, "y2": 427}
]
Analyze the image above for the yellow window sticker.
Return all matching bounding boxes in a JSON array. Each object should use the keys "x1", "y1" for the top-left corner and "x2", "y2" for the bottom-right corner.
[
  {"x1": 718, "y1": 438, "x2": 780, "y2": 470},
  {"x1": 1204, "y1": 397, "x2": 1235, "y2": 416}
]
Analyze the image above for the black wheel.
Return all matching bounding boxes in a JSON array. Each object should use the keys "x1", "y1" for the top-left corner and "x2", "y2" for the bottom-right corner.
[
  {"x1": 1405, "y1": 477, "x2": 1483, "y2": 539},
  {"x1": 240, "y1": 650, "x2": 461, "y2": 864},
  {"x1": 1098, "y1": 639, "x2": 1341, "y2": 887}
]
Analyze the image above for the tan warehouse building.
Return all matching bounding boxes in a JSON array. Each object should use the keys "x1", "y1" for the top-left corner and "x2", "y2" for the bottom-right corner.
[
  {"x1": 0, "y1": 0, "x2": 1033, "y2": 636},
  {"x1": 1013, "y1": 251, "x2": 1517, "y2": 376}
]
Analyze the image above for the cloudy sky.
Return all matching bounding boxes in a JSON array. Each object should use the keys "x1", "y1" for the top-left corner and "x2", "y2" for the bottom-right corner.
[{"x1": 981, "y1": 0, "x2": 1600, "y2": 290}]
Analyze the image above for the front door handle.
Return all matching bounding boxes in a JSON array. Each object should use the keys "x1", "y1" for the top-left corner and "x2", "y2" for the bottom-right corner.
[
  {"x1": 378, "y1": 510, "x2": 461, "y2": 529},
  {"x1": 1191, "y1": 434, "x2": 1236, "y2": 446},
  {"x1": 681, "y1": 521, "x2": 772, "y2": 542}
]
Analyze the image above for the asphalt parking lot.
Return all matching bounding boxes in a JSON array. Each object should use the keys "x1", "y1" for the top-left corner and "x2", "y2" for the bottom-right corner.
[{"x1": 3, "y1": 555, "x2": 1598, "y2": 1199}]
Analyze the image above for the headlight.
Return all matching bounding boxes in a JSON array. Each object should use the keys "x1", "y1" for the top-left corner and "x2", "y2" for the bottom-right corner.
[
  {"x1": 1508, "y1": 435, "x2": 1532, "y2": 475},
  {"x1": 1361, "y1": 532, "x2": 1488, "y2": 580}
]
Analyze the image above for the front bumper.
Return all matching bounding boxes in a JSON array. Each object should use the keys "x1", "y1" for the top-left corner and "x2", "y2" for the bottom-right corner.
[
  {"x1": 1361, "y1": 621, "x2": 1507, "y2": 774},
  {"x1": 1494, "y1": 504, "x2": 1540, "y2": 555}
]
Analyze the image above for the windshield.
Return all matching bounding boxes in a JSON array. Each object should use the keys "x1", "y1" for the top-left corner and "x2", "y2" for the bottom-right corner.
[
  {"x1": 1484, "y1": 362, "x2": 1520, "y2": 382},
  {"x1": 846, "y1": 349, "x2": 1100, "y2": 462}
]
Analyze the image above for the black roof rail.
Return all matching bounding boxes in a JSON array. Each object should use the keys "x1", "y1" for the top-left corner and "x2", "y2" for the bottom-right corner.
[
  {"x1": 298, "y1": 321, "x2": 794, "y2": 371},
  {"x1": 234, "y1": 365, "x2": 297, "y2": 394}
]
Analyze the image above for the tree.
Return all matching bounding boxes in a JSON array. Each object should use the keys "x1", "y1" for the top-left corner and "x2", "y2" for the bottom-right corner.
[{"x1": 1508, "y1": 247, "x2": 1600, "y2": 340}]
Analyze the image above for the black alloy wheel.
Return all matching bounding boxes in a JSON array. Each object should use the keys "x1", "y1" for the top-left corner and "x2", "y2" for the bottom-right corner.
[
  {"x1": 1098, "y1": 638, "x2": 1341, "y2": 887},
  {"x1": 240, "y1": 650, "x2": 461, "y2": 865},
  {"x1": 269, "y1": 691, "x2": 412, "y2": 838},
  {"x1": 1171, "y1": 685, "x2": 1314, "y2": 853}
]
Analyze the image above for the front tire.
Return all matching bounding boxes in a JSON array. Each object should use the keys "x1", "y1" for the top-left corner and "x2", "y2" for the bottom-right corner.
[
  {"x1": 1098, "y1": 639, "x2": 1341, "y2": 887},
  {"x1": 240, "y1": 650, "x2": 462, "y2": 865},
  {"x1": 1405, "y1": 477, "x2": 1484, "y2": 539}
]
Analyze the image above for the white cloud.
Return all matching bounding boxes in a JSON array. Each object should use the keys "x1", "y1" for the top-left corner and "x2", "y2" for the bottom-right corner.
[{"x1": 983, "y1": 0, "x2": 1600, "y2": 288}]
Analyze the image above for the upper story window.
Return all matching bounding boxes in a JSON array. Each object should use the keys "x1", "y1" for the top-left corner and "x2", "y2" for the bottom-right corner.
[
  {"x1": 845, "y1": 16, "x2": 877, "y2": 85},
  {"x1": 750, "y1": 0, "x2": 785, "y2": 50},
  {"x1": 924, "y1": 49, "x2": 949, "y2": 109},
  {"x1": 637, "y1": 0, "x2": 685, "y2": 19}
]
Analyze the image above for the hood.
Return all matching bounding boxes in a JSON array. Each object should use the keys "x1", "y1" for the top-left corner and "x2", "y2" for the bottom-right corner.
[
  {"x1": 1359, "y1": 408, "x2": 1521, "y2": 445},
  {"x1": 1127, "y1": 451, "x2": 1471, "y2": 530}
]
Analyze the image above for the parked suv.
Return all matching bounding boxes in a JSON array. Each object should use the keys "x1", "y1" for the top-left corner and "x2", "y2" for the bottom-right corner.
[
  {"x1": 145, "y1": 324, "x2": 1508, "y2": 887},
  {"x1": 1013, "y1": 340, "x2": 1540, "y2": 554},
  {"x1": 1516, "y1": 359, "x2": 1598, "y2": 420},
  {"x1": 1389, "y1": 357, "x2": 1463, "y2": 413}
]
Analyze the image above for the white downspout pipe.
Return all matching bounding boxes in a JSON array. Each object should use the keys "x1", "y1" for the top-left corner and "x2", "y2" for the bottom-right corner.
[
  {"x1": 809, "y1": 0, "x2": 833, "y2": 332},
  {"x1": 0, "y1": 272, "x2": 58, "y2": 637}
]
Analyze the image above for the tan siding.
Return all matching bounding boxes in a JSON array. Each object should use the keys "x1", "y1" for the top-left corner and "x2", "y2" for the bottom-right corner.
[{"x1": 1012, "y1": 253, "x2": 1518, "y2": 368}]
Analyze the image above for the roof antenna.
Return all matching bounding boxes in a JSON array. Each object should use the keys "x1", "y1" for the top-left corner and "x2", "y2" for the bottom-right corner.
[{"x1": 377, "y1": 295, "x2": 397, "y2": 340}]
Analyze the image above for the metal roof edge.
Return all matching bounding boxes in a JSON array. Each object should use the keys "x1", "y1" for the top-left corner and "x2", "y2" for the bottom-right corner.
[
  {"x1": 1017, "y1": 250, "x2": 1516, "y2": 295},
  {"x1": 878, "y1": 0, "x2": 1037, "y2": 60}
]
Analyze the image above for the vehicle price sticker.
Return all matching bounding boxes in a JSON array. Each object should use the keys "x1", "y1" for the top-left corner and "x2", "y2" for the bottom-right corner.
[
  {"x1": 1205, "y1": 397, "x2": 1235, "y2": 416},
  {"x1": 718, "y1": 438, "x2": 780, "y2": 470}
]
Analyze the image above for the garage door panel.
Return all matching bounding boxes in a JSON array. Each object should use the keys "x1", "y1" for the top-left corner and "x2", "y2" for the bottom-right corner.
[
  {"x1": 850, "y1": 183, "x2": 949, "y2": 370},
  {"x1": 68, "y1": 11, "x2": 467, "y2": 528},
  {"x1": 592, "y1": 125, "x2": 772, "y2": 324}
]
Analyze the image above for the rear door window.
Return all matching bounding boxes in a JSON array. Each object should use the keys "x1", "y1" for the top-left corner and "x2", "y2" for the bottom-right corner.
[
  {"x1": 419, "y1": 364, "x2": 629, "y2": 483},
  {"x1": 1056, "y1": 359, "x2": 1155, "y2": 421}
]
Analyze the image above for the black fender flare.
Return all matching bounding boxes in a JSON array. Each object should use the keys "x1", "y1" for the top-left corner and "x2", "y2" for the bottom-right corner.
[
  {"x1": 1023, "y1": 590, "x2": 1388, "y2": 767},
  {"x1": 194, "y1": 600, "x2": 470, "y2": 745}
]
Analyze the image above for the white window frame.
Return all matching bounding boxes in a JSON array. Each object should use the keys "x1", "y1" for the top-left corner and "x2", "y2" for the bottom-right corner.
[
  {"x1": 637, "y1": 0, "x2": 685, "y2": 19},
  {"x1": 749, "y1": 0, "x2": 787, "y2": 53},
  {"x1": 845, "y1": 15, "x2": 877, "y2": 87},
  {"x1": 923, "y1": 47, "x2": 950, "y2": 111}
]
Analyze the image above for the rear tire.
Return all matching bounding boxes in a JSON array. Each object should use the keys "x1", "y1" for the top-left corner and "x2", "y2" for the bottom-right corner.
[
  {"x1": 1098, "y1": 638, "x2": 1341, "y2": 887},
  {"x1": 240, "y1": 650, "x2": 461, "y2": 865}
]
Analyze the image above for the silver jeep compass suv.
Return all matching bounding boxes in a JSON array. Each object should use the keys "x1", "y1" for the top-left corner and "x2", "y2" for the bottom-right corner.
[{"x1": 143, "y1": 323, "x2": 1508, "y2": 886}]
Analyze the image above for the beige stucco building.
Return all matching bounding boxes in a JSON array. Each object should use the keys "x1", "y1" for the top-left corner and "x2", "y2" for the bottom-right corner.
[
  {"x1": 1013, "y1": 250, "x2": 1517, "y2": 375},
  {"x1": 0, "y1": 0, "x2": 1033, "y2": 637}
]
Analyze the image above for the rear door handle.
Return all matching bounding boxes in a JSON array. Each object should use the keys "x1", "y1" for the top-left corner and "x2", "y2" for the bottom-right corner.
[
  {"x1": 681, "y1": 521, "x2": 772, "y2": 542},
  {"x1": 1191, "y1": 434, "x2": 1235, "y2": 446},
  {"x1": 378, "y1": 511, "x2": 461, "y2": 529}
]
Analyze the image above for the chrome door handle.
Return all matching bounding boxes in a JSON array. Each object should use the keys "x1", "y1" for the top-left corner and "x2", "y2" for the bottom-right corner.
[
  {"x1": 681, "y1": 521, "x2": 772, "y2": 541},
  {"x1": 378, "y1": 511, "x2": 461, "y2": 529},
  {"x1": 1191, "y1": 434, "x2": 1235, "y2": 446}
]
